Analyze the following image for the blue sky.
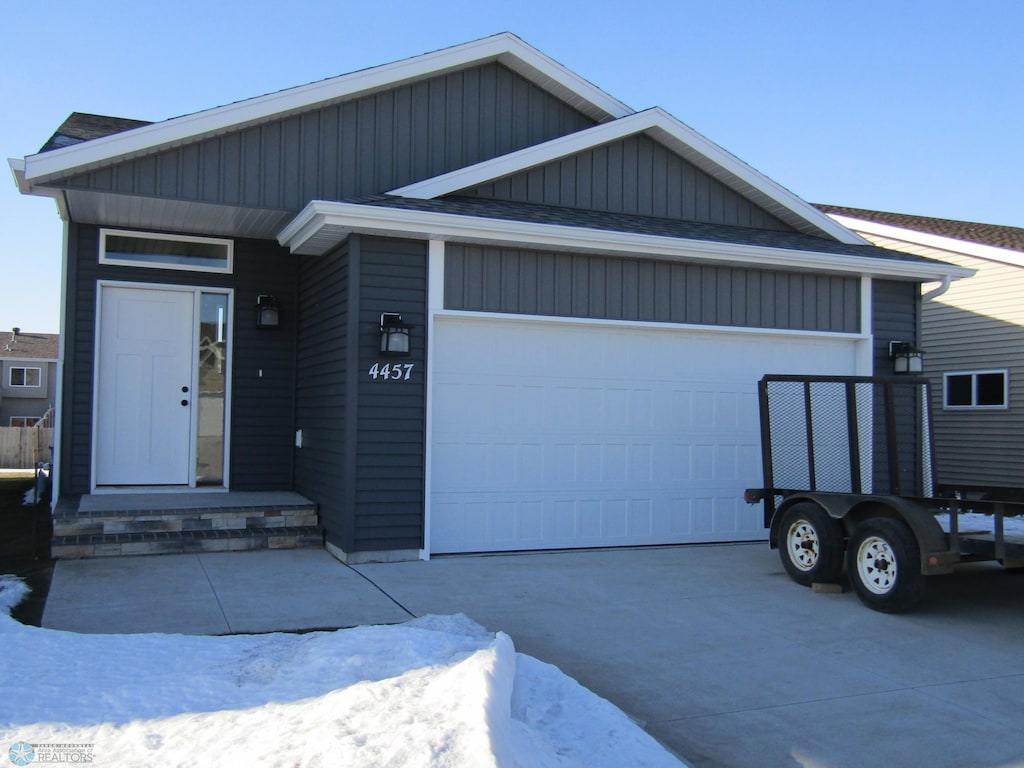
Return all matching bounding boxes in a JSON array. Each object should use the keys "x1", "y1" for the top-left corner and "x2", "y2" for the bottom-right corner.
[{"x1": 3, "y1": 0, "x2": 1021, "y2": 333}]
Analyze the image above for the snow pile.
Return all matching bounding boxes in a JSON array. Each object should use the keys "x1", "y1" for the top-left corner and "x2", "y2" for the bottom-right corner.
[{"x1": 0, "y1": 576, "x2": 684, "y2": 767}]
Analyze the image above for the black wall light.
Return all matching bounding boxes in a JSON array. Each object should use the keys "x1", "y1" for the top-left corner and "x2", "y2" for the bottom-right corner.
[
  {"x1": 380, "y1": 312, "x2": 411, "y2": 355},
  {"x1": 889, "y1": 341, "x2": 923, "y2": 374},
  {"x1": 256, "y1": 295, "x2": 280, "y2": 328}
]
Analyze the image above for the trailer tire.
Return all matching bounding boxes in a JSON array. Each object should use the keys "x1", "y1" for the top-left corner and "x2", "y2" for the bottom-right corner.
[
  {"x1": 778, "y1": 503, "x2": 845, "y2": 586},
  {"x1": 847, "y1": 518, "x2": 925, "y2": 613}
]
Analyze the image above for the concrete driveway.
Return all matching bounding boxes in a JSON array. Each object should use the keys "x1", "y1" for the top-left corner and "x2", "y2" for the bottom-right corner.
[{"x1": 42, "y1": 543, "x2": 1024, "y2": 768}]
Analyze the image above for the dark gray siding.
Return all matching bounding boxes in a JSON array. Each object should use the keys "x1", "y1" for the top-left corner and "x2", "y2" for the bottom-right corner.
[
  {"x1": 294, "y1": 241, "x2": 349, "y2": 540},
  {"x1": 352, "y1": 236, "x2": 427, "y2": 552},
  {"x1": 62, "y1": 224, "x2": 298, "y2": 494},
  {"x1": 64, "y1": 64, "x2": 596, "y2": 208},
  {"x1": 444, "y1": 244, "x2": 860, "y2": 332},
  {"x1": 870, "y1": 279, "x2": 924, "y2": 494},
  {"x1": 464, "y1": 134, "x2": 793, "y2": 230},
  {"x1": 295, "y1": 235, "x2": 427, "y2": 554}
]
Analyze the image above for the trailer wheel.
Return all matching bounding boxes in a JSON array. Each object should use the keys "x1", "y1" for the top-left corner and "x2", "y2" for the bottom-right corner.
[
  {"x1": 778, "y1": 503, "x2": 845, "y2": 586},
  {"x1": 847, "y1": 518, "x2": 925, "y2": 613}
]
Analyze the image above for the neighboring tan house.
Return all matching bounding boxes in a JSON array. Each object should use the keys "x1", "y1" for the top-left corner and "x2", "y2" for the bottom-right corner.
[
  {"x1": 0, "y1": 328, "x2": 58, "y2": 428},
  {"x1": 820, "y1": 204, "x2": 1024, "y2": 489},
  {"x1": 9, "y1": 34, "x2": 966, "y2": 561}
]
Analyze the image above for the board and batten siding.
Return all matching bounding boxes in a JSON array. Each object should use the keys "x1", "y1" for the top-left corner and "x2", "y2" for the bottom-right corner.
[
  {"x1": 63, "y1": 64, "x2": 595, "y2": 210},
  {"x1": 62, "y1": 224, "x2": 298, "y2": 494},
  {"x1": 444, "y1": 244, "x2": 860, "y2": 333},
  {"x1": 463, "y1": 133, "x2": 793, "y2": 231},
  {"x1": 919, "y1": 251, "x2": 1024, "y2": 486}
]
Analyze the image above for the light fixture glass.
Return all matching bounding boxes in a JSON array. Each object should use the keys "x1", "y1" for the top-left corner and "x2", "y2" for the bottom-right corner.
[
  {"x1": 256, "y1": 295, "x2": 279, "y2": 328},
  {"x1": 380, "y1": 312, "x2": 411, "y2": 355},
  {"x1": 889, "y1": 341, "x2": 923, "y2": 375}
]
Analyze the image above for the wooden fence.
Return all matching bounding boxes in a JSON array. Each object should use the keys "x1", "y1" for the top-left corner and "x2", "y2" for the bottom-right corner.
[{"x1": 0, "y1": 427, "x2": 55, "y2": 469}]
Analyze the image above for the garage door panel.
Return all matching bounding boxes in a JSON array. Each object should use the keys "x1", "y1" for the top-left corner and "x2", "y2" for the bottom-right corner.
[{"x1": 431, "y1": 318, "x2": 859, "y2": 553}]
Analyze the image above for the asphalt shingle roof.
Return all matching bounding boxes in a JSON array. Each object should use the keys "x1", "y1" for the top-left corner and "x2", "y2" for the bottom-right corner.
[
  {"x1": 357, "y1": 195, "x2": 948, "y2": 266},
  {"x1": 0, "y1": 330, "x2": 59, "y2": 360},
  {"x1": 39, "y1": 113, "x2": 153, "y2": 153},
  {"x1": 816, "y1": 204, "x2": 1024, "y2": 254}
]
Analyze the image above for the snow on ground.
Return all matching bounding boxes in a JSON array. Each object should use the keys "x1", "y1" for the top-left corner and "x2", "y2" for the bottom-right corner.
[
  {"x1": 0, "y1": 576, "x2": 684, "y2": 767},
  {"x1": 935, "y1": 512, "x2": 1024, "y2": 541}
]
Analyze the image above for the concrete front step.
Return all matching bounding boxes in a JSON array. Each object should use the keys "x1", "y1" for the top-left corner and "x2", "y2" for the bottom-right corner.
[{"x1": 52, "y1": 491, "x2": 321, "y2": 559}]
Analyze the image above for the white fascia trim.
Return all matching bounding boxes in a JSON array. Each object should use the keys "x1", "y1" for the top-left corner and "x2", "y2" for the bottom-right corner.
[
  {"x1": 829, "y1": 213, "x2": 1024, "y2": 269},
  {"x1": 11, "y1": 157, "x2": 70, "y2": 219},
  {"x1": 21, "y1": 34, "x2": 631, "y2": 186},
  {"x1": 278, "y1": 200, "x2": 969, "y2": 282},
  {"x1": 8, "y1": 158, "x2": 29, "y2": 193},
  {"x1": 390, "y1": 108, "x2": 867, "y2": 245}
]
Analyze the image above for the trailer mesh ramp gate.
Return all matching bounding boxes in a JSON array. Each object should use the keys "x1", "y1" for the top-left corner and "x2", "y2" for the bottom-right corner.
[{"x1": 758, "y1": 375, "x2": 933, "y2": 525}]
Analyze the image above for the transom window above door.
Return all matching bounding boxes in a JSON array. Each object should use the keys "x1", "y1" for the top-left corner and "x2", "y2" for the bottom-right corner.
[{"x1": 100, "y1": 229, "x2": 233, "y2": 273}]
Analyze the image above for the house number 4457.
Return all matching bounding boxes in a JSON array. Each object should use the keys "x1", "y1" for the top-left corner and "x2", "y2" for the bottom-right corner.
[{"x1": 368, "y1": 362, "x2": 415, "y2": 381}]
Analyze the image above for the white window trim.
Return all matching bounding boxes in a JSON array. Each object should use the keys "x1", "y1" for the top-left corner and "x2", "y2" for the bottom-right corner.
[
  {"x1": 10, "y1": 416, "x2": 41, "y2": 427},
  {"x1": 9, "y1": 366, "x2": 42, "y2": 388},
  {"x1": 100, "y1": 228, "x2": 234, "y2": 274},
  {"x1": 943, "y1": 369, "x2": 1009, "y2": 410}
]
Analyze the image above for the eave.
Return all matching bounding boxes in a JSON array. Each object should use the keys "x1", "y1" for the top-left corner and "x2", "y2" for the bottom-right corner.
[{"x1": 278, "y1": 200, "x2": 972, "y2": 283}]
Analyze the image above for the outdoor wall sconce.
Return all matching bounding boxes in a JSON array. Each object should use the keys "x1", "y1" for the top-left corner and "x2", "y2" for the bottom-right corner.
[
  {"x1": 889, "y1": 341, "x2": 924, "y2": 375},
  {"x1": 380, "y1": 312, "x2": 411, "y2": 356},
  {"x1": 256, "y1": 295, "x2": 280, "y2": 328}
]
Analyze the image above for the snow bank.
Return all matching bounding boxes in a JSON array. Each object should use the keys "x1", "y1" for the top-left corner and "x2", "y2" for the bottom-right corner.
[{"x1": 0, "y1": 575, "x2": 684, "y2": 767}]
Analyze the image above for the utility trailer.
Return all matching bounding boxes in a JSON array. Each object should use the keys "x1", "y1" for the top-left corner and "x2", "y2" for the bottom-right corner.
[{"x1": 745, "y1": 374, "x2": 1024, "y2": 613}]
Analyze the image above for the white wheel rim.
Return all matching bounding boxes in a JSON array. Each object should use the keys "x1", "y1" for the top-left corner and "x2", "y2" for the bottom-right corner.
[
  {"x1": 786, "y1": 519, "x2": 819, "y2": 572},
  {"x1": 856, "y1": 535, "x2": 898, "y2": 595}
]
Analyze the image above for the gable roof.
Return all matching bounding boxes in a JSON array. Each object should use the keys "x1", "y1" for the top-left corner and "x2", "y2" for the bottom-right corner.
[
  {"x1": 818, "y1": 204, "x2": 1024, "y2": 268},
  {"x1": 0, "y1": 330, "x2": 59, "y2": 361},
  {"x1": 391, "y1": 108, "x2": 862, "y2": 243},
  {"x1": 18, "y1": 33, "x2": 632, "y2": 188}
]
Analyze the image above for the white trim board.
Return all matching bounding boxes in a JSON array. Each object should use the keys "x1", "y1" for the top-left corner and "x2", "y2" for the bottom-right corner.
[
  {"x1": 391, "y1": 108, "x2": 863, "y2": 244},
  {"x1": 20, "y1": 33, "x2": 631, "y2": 187},
  {"x1": 278, "y1": 199, "x2": 971, "y2": 283}
]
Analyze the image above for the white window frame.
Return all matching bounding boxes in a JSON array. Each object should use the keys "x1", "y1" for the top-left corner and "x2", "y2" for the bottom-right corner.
[
  {"x1": 943, "y1": 369, "x2": 1009, "y2": 410},
  {"x1": 9, "y1": 366, "x2": 42, "y2": 388},
  {"x1": 10, "y1": 416, "x2": 41, "y2": 427},
  {"x1": 99, "y1": 229, "x2": 234, "y2": 274}
]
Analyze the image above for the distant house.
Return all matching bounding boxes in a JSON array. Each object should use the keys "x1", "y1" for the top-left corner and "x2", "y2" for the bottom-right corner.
[
  {"x1": 0, "y1": 328, "x2": 58, "y2": 428},
  {"x1": 9, "y1": 34, "x2": 965, "y2": 560},
  {"x1": 820, "y1": 205, "x2": 1024, "y2": 488}
]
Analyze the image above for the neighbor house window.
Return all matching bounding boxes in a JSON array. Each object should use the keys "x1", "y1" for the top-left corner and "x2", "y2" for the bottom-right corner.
[
  {"x1": 100, "y1": 229, "x2": 233, "y2": 273},
  {"x1": 10, "y1": 416, "x2": 41, "y2": 427},
  {"x1": 9, "y1": 367, "x2": 41, "y2": 387},
  {"x1": 944, "y1": 370, "x2": 1008, "y2": 409}
]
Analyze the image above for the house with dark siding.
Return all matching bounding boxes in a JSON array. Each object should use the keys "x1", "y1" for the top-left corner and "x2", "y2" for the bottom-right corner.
[{"x1": 10, "y1": 33, "x2": 968, "y2": 562}]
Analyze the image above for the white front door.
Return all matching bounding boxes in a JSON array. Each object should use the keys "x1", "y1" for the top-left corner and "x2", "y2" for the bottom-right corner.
[{"x1": 95, "y1": 286, "x2": 196, "y2": 486}]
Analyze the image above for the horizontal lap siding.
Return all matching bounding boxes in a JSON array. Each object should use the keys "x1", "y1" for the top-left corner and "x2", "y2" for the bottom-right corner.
[
  {"x1": 354, "y1": 237, "x2": 428, "y2": 552},
  {"x1": 466, "y1": 134, "x2": 792, "y2": 231},
  {"x1": 63, "y1": 224, "x2": 297, "y2": 494},
  {"x1": 921, "y1": 254, "x2": 1024, "y2": 486},
  {"x1": 444, "y1": 244, "x2": 860, "y2": 333},
  {"x1": 64, "y1": 64, "x2": 595, "y2": 207},
  {"x1": 294, "y1": 241, "x2": 349, "y2": 533}
]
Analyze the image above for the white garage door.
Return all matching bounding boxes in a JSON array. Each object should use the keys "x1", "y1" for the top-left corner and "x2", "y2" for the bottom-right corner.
[{"x1": 430, "y1": 316, "x2": 861, "y2": 554}]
